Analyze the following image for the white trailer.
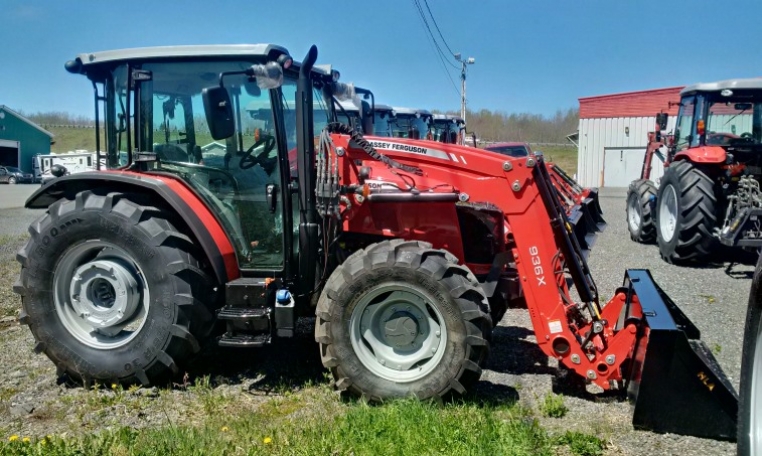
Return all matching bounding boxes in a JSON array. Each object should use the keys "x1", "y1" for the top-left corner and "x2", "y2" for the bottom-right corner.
[{"x1": 33, "y1": 151, "x2": 98, "y2": 182}]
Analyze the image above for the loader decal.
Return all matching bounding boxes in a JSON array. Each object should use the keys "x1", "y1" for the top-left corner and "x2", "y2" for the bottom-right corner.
[
  {"x1": 364, "y1": 140, "x2": 452, "y2": 161},
  {"x1": 528, "y1": 246, "x2": 546, "y2": 286}
]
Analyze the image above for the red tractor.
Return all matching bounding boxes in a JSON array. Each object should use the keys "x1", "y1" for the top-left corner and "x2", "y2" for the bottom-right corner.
[
  {"x1": 14, "y1": 43, "x2": 738, "y2": 441},
  {"x1": 626, "y1": 79, "x2": 762, "y2": 263}
]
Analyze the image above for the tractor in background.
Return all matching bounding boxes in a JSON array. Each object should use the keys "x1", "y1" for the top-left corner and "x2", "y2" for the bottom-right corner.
[
  {"x1": 626, "y1": 79, "x2": 762, "y2": 264},
  {"x1": 13, "y1": 42, "x2": 740, "y2": 443}
]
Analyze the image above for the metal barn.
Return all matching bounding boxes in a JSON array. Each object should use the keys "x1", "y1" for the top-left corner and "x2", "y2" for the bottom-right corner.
[
  {"x1": 0, "y1": 105, "x2": 53, "y2": 174},
  {"x1": 576, "y1": 87, "x2": 682, "y2": 188}
]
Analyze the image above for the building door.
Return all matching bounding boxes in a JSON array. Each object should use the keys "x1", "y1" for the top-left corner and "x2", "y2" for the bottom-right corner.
[
  {"x1": 0, "y1": 139, "x2": 19, "y2": 168},
  {"x1": 603, "y1": 147, "x2": 646, "y2": 187}
]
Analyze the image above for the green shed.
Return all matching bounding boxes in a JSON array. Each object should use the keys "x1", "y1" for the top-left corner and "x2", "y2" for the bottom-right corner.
[{"x1": 0, "y1": 105, "x2": 53, "y2": 174}]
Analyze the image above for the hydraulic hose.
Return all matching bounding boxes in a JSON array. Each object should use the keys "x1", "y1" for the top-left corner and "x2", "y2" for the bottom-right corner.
[{"x1": 325, "y1": 122, "x2": 424, "y2": 176}]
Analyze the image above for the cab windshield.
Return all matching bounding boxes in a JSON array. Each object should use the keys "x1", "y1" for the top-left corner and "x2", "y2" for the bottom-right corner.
[
  {"x1": 705, "y1": 92, "x2": 762, "y2": 146},
  {"x1": 390, "y1": 115, "x2": 429, "y2": 139}
]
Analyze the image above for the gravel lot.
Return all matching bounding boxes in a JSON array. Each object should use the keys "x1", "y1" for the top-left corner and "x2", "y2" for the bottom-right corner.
[
  {"x1": 0, "y1": 184, "x2": 38, "y2": 210},
  {"x1": 0, "y1": 186, "x2": 752, "y2": 454}
]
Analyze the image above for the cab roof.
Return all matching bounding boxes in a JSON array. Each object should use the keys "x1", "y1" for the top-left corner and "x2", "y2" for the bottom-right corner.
[
  {"x1": 680, "y1": 77, "x2": 762, "y2": 95},
  {"x1": 391, "y1": 106, "x2": 432, "y2": 117}
]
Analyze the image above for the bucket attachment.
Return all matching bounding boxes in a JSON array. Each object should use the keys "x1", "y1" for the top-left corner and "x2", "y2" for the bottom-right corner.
[{"x1": 622, "y1": 269, "x2": 738, "y2": 441}]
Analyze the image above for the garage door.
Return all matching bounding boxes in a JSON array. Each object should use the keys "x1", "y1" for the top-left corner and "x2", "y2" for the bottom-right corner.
[
  {"x1": 0, "y1": 139, "x2": 19, "y2": 168},
  {"x1": 603, "y1": 147, "x2": 646, "y2": 187}
]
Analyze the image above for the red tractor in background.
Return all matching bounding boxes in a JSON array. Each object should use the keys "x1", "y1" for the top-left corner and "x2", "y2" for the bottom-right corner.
[
  {"x1": 626, "y1": 79, "x2": 762, "y2": 263},
  {"x1": 14, "y1": 42, "x2": 742, "y2": 443}
]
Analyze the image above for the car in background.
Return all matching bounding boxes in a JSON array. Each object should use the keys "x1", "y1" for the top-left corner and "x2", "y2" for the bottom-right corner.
[
  {"x1": 0, "y1": 166, "x2": 34, "y2": 184},
  {"x1": 483, "y1": 141, "x2": 531, "y2": 157}
]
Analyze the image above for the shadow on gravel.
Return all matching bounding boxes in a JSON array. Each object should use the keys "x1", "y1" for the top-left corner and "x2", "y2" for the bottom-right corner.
[
  {"x1": 178, "y1": 317, "x2": 327, "y2": 394},
  {"x1": 486, "y1": 326, "x2": 554, "y2": 376}
]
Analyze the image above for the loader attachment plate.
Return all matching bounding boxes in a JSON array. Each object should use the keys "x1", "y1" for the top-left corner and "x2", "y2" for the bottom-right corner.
[{"x1": 623, "y1": 269, "x2": 738, "y2": 441}]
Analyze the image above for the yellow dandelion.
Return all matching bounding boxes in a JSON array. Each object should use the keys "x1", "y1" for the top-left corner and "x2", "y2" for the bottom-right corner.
[
  {"x1": 221, "y1": 426, "x2": 229, "y2": 432},
  {"x1": 111, "y1": 383, "x2": 118, "y2": 390},
  {"x1": 22, "y1": 437, "x2": 30, "y2": 443},
  {"x1": 263, "y1": 437, "x2": 272, "y2": 444},
  {"x1": 41, "y1": 439, "x2": 47, "y2": 446},
  {"x1": 8, "y1": 435, "x2": 18, "y2": 442}
]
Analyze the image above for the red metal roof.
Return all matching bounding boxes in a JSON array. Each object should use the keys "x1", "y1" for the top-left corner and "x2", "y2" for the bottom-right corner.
[{"x1": 579, "y1": 86, "x2": 684, "y2": 119}]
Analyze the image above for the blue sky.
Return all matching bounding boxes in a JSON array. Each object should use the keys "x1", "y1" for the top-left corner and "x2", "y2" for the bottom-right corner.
[{"x1": 1, "y1": 0, "x2": 760, "y2": 119}]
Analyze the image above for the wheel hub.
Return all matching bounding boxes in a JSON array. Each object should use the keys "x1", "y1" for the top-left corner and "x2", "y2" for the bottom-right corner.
[
  {"x1": 659, "y1": 184, "x2": 678, "y2": 242},
  {"x1": 351, "y1": 286, "x2": 446, "y2": 381},
  {"x1": 70, "y1": 259, "x2": 140, "y2": 329},
  {"x1": 382, "y1": 310, "x2": 423, "y2": 348},
  {"x1": 627, "y1": 194, "x2": 641, "y2": 231}
]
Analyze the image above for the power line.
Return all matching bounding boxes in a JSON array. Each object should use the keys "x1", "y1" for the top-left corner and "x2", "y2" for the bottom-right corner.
[
  {"x1": 411, "y1": 0, "x2": 461, "y2": 97},
  {"x1": 422, "y1": 0, "x2": 457, "y2": 58},
  {"x1": 412, "y1": 0, "x2": 459, "y2": 70}
]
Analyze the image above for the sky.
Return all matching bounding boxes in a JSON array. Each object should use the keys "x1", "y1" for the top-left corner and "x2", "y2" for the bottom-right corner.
[{"x1": 1, "y1": 0, "x2": 761, "y2": 119}]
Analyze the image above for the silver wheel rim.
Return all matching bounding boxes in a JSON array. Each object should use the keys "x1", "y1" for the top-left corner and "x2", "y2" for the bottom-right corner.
[
  {"x1": 751, "y1": 314, "x2": 762, "y2": 453},
  {"x1": 350, "y1": 284, "x2": 448, "y2": 383},
  {"x1": 53, "y1": 240, "x2": 150, "y2": 349},
  {"x1": 659, "y1": 184, "x2": 678, "y2": 242},
  {"x1": 627, "y1": 194, "x2": 641, "y2": 233}
]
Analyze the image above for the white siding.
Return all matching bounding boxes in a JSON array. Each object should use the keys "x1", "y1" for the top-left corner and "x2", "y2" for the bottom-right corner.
[{"x1": 577, "y1": 116, "x2": 678, "y2": 187}]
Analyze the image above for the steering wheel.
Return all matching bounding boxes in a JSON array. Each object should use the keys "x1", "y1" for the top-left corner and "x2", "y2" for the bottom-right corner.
[
  {"x1": 239, "y1": 134, "x2": 277, "y2": 170},
  {"x1": 741, "y1": 132, "x2": 754, "y2": 140}
]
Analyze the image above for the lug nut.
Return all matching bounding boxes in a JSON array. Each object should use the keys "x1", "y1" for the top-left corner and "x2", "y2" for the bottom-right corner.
[
  {"x1": 512, "y1": 180, "x2": 521, "y2": 192},
  {"x1": 526, "y1": 157, "x2": 536, "y2": 168},
  {"x1": 570, "y1": 354, "x2": 581, "y2": 364},
  {"x1": 503, "y1": 161, "x2": 513, "y2": 171},
  {"x1": 605, "y1": 355, "x2": 616, "y2": 365},
  {"x1": 435, "y1": 330, "x2": 440, "y2": 337},
  {"x1": 587, "y1": 370, "x2": 597, "y2": 380}
]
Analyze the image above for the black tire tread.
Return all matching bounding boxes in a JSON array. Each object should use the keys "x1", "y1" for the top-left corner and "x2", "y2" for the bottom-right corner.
[
  {"x1": 656, "y1": 161, "x2": 717, "y2": 263},
  {"x1": 626, "y1": 178, "x2": 657, "y2": 243},
  {"x1": 13, "y1": 190, "x2": 216, "y2": 387},
  {"x1": 315, "y1": 239, "x2": 491, "y2": 401}
]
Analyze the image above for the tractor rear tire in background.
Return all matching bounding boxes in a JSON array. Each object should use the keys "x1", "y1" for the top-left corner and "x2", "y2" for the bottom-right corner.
[
  {"x1": 315, "y1": 239, "x2": 491, "y2": 401},
  {"x1": 655, "y1": 160, "x2": 718, "y2": 264},
  {"x1": 738, "y1": 251, "x2": 762, "y2": 455},
  {"x1": 626, "y1": 179, "x2": 657, "y2": 243},
  {"x1": 13, "y1": 190, "x2": 216, "y2": 388}
]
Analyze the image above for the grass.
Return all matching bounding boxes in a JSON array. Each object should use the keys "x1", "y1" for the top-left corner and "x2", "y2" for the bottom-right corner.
[
  {"x1": 0, "y1": 234, "x2": 27, "y2": 319},
  {"x1": 0, "y1": 393, "x2": 603, "y2": 456},
  {"x1": 539, "y1": 392, "x2": 568, "y2": 418},
  {"x1": 533, "y1": 145, "x2": 578, "y2": 175}
]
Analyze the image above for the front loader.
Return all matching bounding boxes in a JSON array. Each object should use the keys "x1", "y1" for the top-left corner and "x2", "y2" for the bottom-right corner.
[
  {"x1": 626, "y1": 80, "x2": 762, "y2": 264},
  {"x1": 13, "y1": 42, "x2": 737, "y2": 441}
]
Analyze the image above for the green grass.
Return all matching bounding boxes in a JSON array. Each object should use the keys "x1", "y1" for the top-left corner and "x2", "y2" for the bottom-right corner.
[
  {"x1": 0, "y1": 392, "x2": 604, "y2": 456},
  {"x1": 539, "y1": 392, "x2": 568, "y2": 418},
  {"x1": 532, "y1": 145, "x2": 578, "y2": 175}
]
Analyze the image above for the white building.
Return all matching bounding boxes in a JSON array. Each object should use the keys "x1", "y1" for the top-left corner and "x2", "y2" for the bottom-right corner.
[{"x1": 576, "y1": 86, "x2": 682, "y2": 188}]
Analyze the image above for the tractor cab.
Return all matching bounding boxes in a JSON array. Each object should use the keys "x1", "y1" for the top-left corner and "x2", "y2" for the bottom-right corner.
[
  {"x1": 429, "y1": 113, "x2": 465, "y2": 144},
  {"x1": 61, "y1": 44, "x2": 360, "y2": 277},
  {"x1": 334, "y1": 99, "x2": 394, "y2": 137},
  {"x1": 388, "y1": 106, "x2": 432, "y2": 139},
  {"x1": 670, "y1": 79, "x2": 762, "y2": 166}
]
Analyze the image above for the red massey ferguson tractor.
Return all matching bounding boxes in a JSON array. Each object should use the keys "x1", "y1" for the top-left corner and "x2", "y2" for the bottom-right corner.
[
  {"x1": 13, "y1": 43, "x2": 740, "y2": 441},
  {"x1": 626, "y1": 79, "x2": 762, "y2": 263}
]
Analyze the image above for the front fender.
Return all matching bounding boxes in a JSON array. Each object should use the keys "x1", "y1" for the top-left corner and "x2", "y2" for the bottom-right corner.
[
  {"x1": 26, "y1": 170, "x2": 238, "y2": 284},
  {"x1": 673, "y1": 146, "x2": 727, "y2": 164}
]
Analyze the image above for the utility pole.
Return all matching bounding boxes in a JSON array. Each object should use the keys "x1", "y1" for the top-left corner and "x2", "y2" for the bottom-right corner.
[{"x1": 454, "y1": 53, "x2": 474, "y2": 145}]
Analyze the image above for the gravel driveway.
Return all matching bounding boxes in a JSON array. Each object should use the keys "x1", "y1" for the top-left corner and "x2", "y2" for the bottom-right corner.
[{"x1": 0, "y1": 187, "x2": 751, "y2": 455}]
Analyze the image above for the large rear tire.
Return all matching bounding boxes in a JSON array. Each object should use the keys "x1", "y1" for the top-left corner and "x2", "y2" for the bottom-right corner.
[
  {"x1": 626, "y1": 179, "x2": 657, "y2": 243},
  {"x1": 13, "y1": 190, "x2": 216, "y2": 387},
  {"x1": 738, "y1": 251, "x2": 762, "y2": 455},
  {"x1": 655, "y1": 160, "x2": 718, "y2": 263},
  {"x1": 315, "y1": 239, "x2": 491, "y2": 401}
]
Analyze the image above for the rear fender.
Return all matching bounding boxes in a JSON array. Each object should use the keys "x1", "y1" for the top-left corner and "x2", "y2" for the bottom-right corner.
[
  {"x1": 25, "y1": 171, "x2": 239, "y2": 284},
  {"x1": 673, "y1": 146, "x2": 727, "y2": 164}
]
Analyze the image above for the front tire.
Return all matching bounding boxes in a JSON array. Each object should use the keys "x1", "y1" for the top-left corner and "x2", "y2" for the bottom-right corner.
[
  {"x1": 13, "y1": 190, "x2": 216, "y2": 387},
  {"x1": 315, "y1": 239, "x2": 491, "y2": 401},
  {"x1": 738, "y1": 252, "x2": 762, "y2": 455},
  {"x1": 626, "y1": 179, "x2": 657, "y2": 243},
  {"x1": 655, "y1": 160, "x2": 717, "y2": 263}
]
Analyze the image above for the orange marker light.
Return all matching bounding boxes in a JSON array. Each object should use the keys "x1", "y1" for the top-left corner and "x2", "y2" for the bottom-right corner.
[{"x1": 697, "y1": 119, "x2": 705, "y2": 135}]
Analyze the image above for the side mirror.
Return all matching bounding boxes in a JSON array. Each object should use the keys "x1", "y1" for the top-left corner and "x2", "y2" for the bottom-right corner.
[
  {"x1": 656, "y1": 113, "x2": 668, "y2": 131},
  {"x1": 202, "y1": 86, "x2": 235, "y2": 140}
]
